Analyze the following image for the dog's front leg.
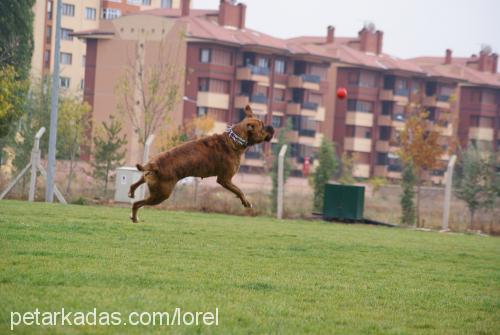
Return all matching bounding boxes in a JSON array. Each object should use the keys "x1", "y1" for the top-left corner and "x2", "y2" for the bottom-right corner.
[{"x1": 217, "y1": 177, "x2": 252, "y2": 208}]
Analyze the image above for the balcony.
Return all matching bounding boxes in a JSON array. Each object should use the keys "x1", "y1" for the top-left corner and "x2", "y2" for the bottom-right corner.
[
  {"x1": 344, "y1": 137, "x2": 372, "y2": 153},
  {"x1": 380, "y1": 89, "x2": 408, "y2": 104},
  {"x1": 301, "y1": 101, "x2": 319, "y2": 110},
  {"x1": 236, "y1": 66, "x2": 270, "y2": 85},
  {"x1": 376, "y1": 140, "x2": 390, "y2": 152},
  {"x1": 353, "y1": 164, "x2": 370, "y2": 178},
  {"x1": 394, "y1": 88, "x2": 409, "y2": 97},
  {"x1": 469, "y1": 127, "x2": 494, "y2": 141},
  {"x1": 424, "y1": 94, "x2": 451, "y2": 109},
  {"x1": 379, "y1": 89, "x2": 394, "y2": 101},
  {"x1": 374, "y1": 165, "x2": 388, "y2": 177},
  {"x1": 437, "y1": 123, "x2": 453, "y2": 136},
  {"x1": 249, "y1": 95, "x2": 268, "y2": 113},
  {"x1": 298, "y1": 129, "x2": 316, "y2": 137},
  {"x1": 286, "y1": 102, "x2": 325, "y2": 121},
  {"x1": 346, "y1": 111, "x2": 374, "y2": 127},
  {"x1": 286, "y1": 102, "x2": 301, "y2": 115},
  {"x1": 196, "y1": 92, "x2": 229, "y2": 110},
  {"x1": 297, "y1": 132, "x2": 323, "y2": 147},
  {"x1": 234, "y1": 95, "x2": 249, "y2": 109},
  {"x1": 288, "y1": 74, "x2": 321, "y2": 91},
  {"x1": 377, "y1": 115, "x2": 392, "y2": 126}
]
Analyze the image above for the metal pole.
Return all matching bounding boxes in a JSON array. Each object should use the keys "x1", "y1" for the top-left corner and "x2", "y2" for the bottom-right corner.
[
  {"x1": 29, "y1": 128, "x2": 46, "y2": 201},
  {"x1": 138, "y1": 135, "x2": 155, "y2": 200},
  {"x1": 277, "y1": 144, "x2": 287, "y2": 219},
  {"x1": 441, "y1": 155, "x2": 457, "y2": 231},
  {"x1": 45, "y1": 0, "x2": 62, "y2": 202}
]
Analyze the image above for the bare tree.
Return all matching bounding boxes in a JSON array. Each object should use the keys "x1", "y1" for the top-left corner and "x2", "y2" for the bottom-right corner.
[{"x1": 115, "y1": 36, "x2": 183, "y2": 156}]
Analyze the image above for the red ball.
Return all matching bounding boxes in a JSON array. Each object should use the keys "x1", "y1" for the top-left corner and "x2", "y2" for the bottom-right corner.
[{"x1": 337, "y1": 87, "x2": 347, "y2": 100}]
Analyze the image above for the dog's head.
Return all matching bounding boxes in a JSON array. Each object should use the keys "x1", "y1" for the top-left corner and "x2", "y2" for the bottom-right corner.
[{"x1": 237, "y1": 105, "x2": 275, "y2": 145}]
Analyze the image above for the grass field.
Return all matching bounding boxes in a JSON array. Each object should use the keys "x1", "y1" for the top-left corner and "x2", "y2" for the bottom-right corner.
[{"x1": 0, "y1": 200, "x2": 499, "y2": 334}]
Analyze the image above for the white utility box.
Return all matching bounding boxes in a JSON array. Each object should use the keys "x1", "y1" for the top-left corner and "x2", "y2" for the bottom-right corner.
[{"x1": 114, "y1": 166, "x2": 145, "y2": 203}]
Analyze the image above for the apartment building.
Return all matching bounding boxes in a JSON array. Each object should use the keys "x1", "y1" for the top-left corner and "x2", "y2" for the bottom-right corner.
[
  {"x1": 75, "y1": 0, "x2": 499, "y2": 180},
  {"x1": 31, "y1": 0, "x2": 180, "y2": 92},
  {"x1": 75, "y1": 0, "x2": 336, "y2": 167},
  {"x1": 411, "y1": 48, "x2": 500, "y2": 154},
  {"x1": 290, "y1": 25, "x2": 461, "y2": 182}
]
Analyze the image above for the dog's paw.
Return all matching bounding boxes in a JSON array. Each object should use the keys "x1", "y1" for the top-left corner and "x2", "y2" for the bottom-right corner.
[
  {"x1": 242, "y1": 199, "x2": 252, "y2": 208},
  {"x1": 130, "y1": 214, "x2": 138, "y2": 223}
]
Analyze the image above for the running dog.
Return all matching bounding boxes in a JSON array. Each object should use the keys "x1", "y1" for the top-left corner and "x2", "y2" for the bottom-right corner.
[{"x1": 128, "y1": 105, "x2": 274, "y2": 222}]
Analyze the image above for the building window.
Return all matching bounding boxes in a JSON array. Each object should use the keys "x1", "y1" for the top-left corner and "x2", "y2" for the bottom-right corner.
[
  {"x1": 272, "y1": 116, "x2": 283, "y2": 128},
  {"x1": 198, "y1": 78, "x2": 209, "y2": 92},
  {"x1": 347, "y1": 99, "x2": 373, "y2": 113},
  {"x1": 274, "y1": 59, "x2": 285, "y2": 74},
  {"x1": 376, "y1": 152, "x2": 388, "y2": 165},
  {"x1": 127, "y1": 0, "x2": 142, "y2": 4},
  {"x1": 62, "y1": 3, "x2": 75, "y2": 16},
  {"x1": 257, "y1": 57, "x2": 269, "y2": 68},
  {"x1": 102, "y1": 8, "x2": 121, "y2": 20},
  {"x1": 348, "y1": 71, "x2": 359, "y2": 86},
  {"x1": 80, "y1": 79, "x2": 84, "y2": 90},
  {"x1": 379, "y1": 126, "x2": 391, "y2": 140},
  {"x1": 81, "y1": 55, "x2": 86, "y2": 67},
  {"x1": 359, "y1": 71, "x2": 376, "y2": 88},
  {"x1": 60, "y1": 52, "x2": 72, "y2": 65},
  {"x1": 161, "y1": 0, "x2": 172, "y2": 8},
  {"x1": 45, "y1": 26, "x2": 52, "y2": 43},
  {"x1": 47, "y1": 1, "x2": 53, "y2": 20},
  {"x1": 381, "y1": 101, "x2": 392, "y2": 116},
  {"x1": 197, "y1": 107, "x2": 207, "y2": 117},
  {"x1": 60, "y1": 77, "x2": 70, "y2": 88},
  {"x1": 142, "y1": 0, "x2": 152, "y2": 4},
  {"x1": 85, "y1": 7, "x2": 96, "y2": 20},
  {"x1": 61, "y1": 28, "x2": 73, "y2": 41},
  {"x1": 273, "y1": 88, "x2": 285, "y2": 102},
  {"x1": 44, "y1": 50, "x2": 51, "y2": 67},
  {"x1": 199, "y1": 48, "x2": 211, "y2": 63}
]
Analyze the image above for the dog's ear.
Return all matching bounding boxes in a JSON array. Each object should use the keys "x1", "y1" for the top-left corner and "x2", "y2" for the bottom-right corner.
[{"x1": 244, "y1": 105, "x2": 254, "y2": 118}]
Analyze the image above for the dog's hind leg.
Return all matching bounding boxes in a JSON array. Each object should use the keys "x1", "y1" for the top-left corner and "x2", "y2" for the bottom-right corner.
[
  {"x1": 130, "y1": 180, "x2": 176, "y2": 223},
  {"x1": 128, "y1": 175, "x2": 145, "y2": 198}
]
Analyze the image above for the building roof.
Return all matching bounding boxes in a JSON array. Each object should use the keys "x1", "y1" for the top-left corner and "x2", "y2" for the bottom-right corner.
[
  {"x1": 410, "y1": 56, "x2": 500, "y2": 88},
  {"x1": 74, "y1": 7, "x2": 337, "y2": 62},
  {"x1": 288, "y1": 35, "x2": 425, "y2": 75}
]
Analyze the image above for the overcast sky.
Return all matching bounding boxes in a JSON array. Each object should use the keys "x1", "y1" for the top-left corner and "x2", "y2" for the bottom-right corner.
[{"x1": 192, "y1": 0, "x2": 500, "y2": 60}]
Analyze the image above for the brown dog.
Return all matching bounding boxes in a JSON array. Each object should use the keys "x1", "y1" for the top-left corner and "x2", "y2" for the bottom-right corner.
[{"x1": 128, "y1": 105, "x2": 275, "y2": 222}]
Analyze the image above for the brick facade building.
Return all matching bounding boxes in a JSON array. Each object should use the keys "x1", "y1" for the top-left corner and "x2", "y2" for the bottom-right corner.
[{"x1": 76, "y1": 0, "x2": 499, "y2": 182}]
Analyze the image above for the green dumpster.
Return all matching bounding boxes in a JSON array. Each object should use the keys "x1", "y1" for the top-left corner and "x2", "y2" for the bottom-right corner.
[{"x1": 323, "y1": 183, "x2": 365, "y2": 220}]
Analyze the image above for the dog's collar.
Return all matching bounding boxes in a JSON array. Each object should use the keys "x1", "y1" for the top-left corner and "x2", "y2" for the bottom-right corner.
[{"x1": 226, "y1": 126, "x2": 247, "y2": 148}]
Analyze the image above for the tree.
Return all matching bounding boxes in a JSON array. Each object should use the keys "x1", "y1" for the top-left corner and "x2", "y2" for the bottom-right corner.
[
  {"x1": 270, "y1": 121, "x2": 292, "y2": 213},
  {"x1": 115, "y1": 37, "x2": 182, "y2": 157},
  {"x1": 399, "y1": 111, "x2": 444, "y2": 227},
  {"x1": 0, "y1": 65, "x2": 28, "y2": 139},
  {"x1": 0, "y1": 0, "x2": 35, "y2": 80},
  {"x1": 453, "y1": 144, "x2": 497, "y2": 230},
  {"x1": 91, "y1": 116, "x2": 127, "y2": 197},
  {"x1": 338, "y1": 152, "x2": 355, "y2": 185},
  {"x1": 8, "y1": 76, "x2": 51, "y2": 173},
  {"x1": 312, "y1": 138, "x2": 339, "y2": 212},
  {"x1": 400, "y1": 162, "x2": 416, "y2": 226},
  {"x1": 57, "y1": 96, "x2": 91, "y2": 195}
]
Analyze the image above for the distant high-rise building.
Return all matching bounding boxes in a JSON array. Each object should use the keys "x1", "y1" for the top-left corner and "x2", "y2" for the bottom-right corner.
[{"x1": 31, "y1": 0, "x2": 181, "y2": 92}]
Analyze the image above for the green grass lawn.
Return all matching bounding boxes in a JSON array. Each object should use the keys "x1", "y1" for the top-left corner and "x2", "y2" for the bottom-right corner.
[{"x1": 0, "y1": 200, "x2": 499, "y2": 334}]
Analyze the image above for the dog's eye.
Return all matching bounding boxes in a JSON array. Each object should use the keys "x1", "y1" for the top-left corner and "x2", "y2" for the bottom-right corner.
[{"x1": 247, "y1": 124, "x2": 254, "y2": 131}]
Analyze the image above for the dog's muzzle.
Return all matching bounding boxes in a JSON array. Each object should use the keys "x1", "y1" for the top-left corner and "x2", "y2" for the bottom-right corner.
[{"x1": 264, "y1": 125, "x2": 275, "y2": 142}]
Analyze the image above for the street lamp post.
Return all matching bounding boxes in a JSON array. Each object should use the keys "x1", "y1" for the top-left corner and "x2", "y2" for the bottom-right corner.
[{"x1": 45, "y1": 0, "x2": 62, "y2": 202}]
